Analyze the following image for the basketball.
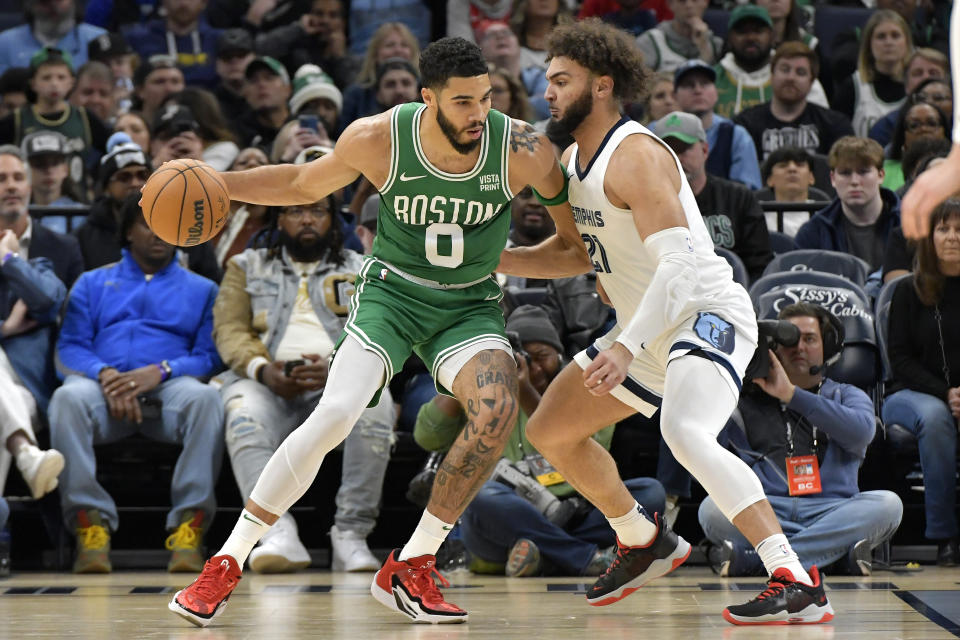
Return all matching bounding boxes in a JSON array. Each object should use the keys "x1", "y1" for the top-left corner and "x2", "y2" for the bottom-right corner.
[{"x1": 140, "y1": 159, "x2": 230, "y2": 247}]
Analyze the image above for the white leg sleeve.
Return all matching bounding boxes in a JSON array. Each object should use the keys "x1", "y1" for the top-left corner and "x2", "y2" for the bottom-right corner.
[
  {"x1": 249, "y1": 335, "x2": 386, "y2": 515},
  {"x1": 659, "y1": 355, "x2": 766, "y2": 521}
]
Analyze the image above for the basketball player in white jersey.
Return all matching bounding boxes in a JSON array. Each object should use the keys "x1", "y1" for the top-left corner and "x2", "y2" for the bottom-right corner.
[
  {"x1": 902, "y1": 0, "x2": 960, "y2": 239},
  {"x1": 497, "y1": 19, "x2": 833, "y2": 625}
]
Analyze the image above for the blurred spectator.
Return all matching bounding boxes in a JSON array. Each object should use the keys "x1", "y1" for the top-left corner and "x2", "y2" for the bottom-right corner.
[
  {"x1": 113, "y1": 110, "x2": 151, "y2": 153},
  {"x1": 754, "y1": 0, "x2": 815, "y2": 49},
  {"x1": 150, "y1": 104, "x2": 204, "y2": 165},
  {"x1": 414, "y1": 305, "x2": 665, "y2": 577},
  {"x1": 668, "y1": 59, "x2": 762, "y2": 190},
  {"x1": 832, "y1": 11, "x2": 911, "y2": 138},
  {"x1": 206, "y1": 0, "x2": 305, "y2": 32},
  {"x1": 0, "y1": 0, "x2": 106, "y2": 74},
  {"x1": 883, "y1": 100, "x2": 949, "y2": 192},
  {"x1": 0, "y1": 68, "x2": 30, "y2": 119},
  {"x1": 339, "y1": 23, "x2": 420, "y2": 133},
  {"x1": 0, "y1": 169, "x2": 66, "y2": 501},
  {"x1": 509, "y1": 0, "x2": 573, "y2": 73},
  {"x1": 636, "y1": 0, "x2": 722, "y2": 72},
  {"x1": 122, "y1": 0, "x2": 222, "y2": 87},
  {"x1": 270, "y1": 120, "x2": 332, "y2": 165},
  {"x1": 699, "y1": 304, "x2": 901, "y2": 576},
  {"x1": 1, "y1": 48, "x2": 111, "y2": 204},
  {"x1": 447, "y1": 0, "x2": 512, "y2": 43},
  {"x1": 86, "y1": 33, "x2": 136, "y2": 115},
  {"x1": 214, "y1": 197, "x2": 395, "y2": 573},
  {"x1": 288, "y1": 64, "x2": 343, "y2": 139},
  {"x1": 212, "y1": 29, "x2": 255, "y2": 123},
  {"x1": 348, "y1": 0, "x2": 431, "y2": 57},
  {"x1": 795, "y1": 137, "x2": 900, "y2": 274},
  {"x1": 713, "y1": 5, "x2": 828, "y2": 119},
  {"x1": 579, "y1": 0, "x2": 671, "y2": 23},
  {"x1": 354, "y1": 193, "x2": 378, "y2": 255},
  {"x1": 213, "y1": 146, "x2": 269, "y2": 268},
  {"x1": 656, "y1": 111, "x2": 773, "y2": 281},
  {"x1": 640, "y1": 71, "x2": 677, "y2": 125},
  {"x1": 882, "y1": 199, "x2": 960, "y2": 565},
  {"x1": 50, "y1": 194, "x2": 223, "y2": 574},
  {"x1": 735, "y1": 43, "x2": 853, "y2": 162},
  {"x1": 163, "y1": 87, "x2": 239, "y2": 170},
  {"x1": 539, "y1": 272, "x2": 612, "y2": 359},
  {"x1": 131, "y1": 55, "x2": 185, "y2": 127},
  {"x1": 502, "y1": 186, "x2": 554, "y2": 289},
  {"x1": 70, "y1": 61, "x2": 117, "y2": 125},
  {"x1": 255, "y1": 0, "x2": 357, "y2": 90},
  {"x1": 374, "y1": 58, "x2": 420, "y2": 113},
  {"x1": 869, "y1": 49, "x2": 949, "y2": 148},
  {"x1": 479, "y1": 23, "x2": 546, "y2": 120},
  {"x1": 84, "y1": 0, "x2": 161, "y2": 30},
  {"x1": 756, "y1": 147, "x2": 830, "y2": 236},
  {"x1": 236, "y1": 56, "x2": 291, "y2": 151},
  {"x1": 599, "y1": 0, "x2": 655, "y2": 37},
  {"x1": 21, "y1": 131, "x2": 82, "y2": 233},
  {"x1": 488, "y1": 66, "x2": 534, "y2": 123},
  {"x1": 877, "y1": 0, "x2": 949, "y2": 55}
]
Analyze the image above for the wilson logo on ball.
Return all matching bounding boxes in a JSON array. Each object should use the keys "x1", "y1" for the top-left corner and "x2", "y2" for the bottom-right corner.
[{"x1": 184, "y1": 199, "x2": 206, "y2": 246}]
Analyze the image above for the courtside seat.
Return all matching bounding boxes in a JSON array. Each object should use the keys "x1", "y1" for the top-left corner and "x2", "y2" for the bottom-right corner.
[{"x1": 761, "y1": 249, "x2": 871, "y2": 288}]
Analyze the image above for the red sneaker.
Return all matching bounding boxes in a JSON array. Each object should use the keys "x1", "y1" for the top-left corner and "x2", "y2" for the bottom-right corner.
[
  {"x1": 370, "y1": 549, "x2": 468, "y2": 623},
  {"x1": 168, "y1": 554, "x2": 242, "y2": 627}
]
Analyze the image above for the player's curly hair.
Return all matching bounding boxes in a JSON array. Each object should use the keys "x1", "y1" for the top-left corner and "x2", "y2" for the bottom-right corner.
[
  {"x1": 419, "y1": 37, "x2": 488, "y2": 90},
  {"x1": 546, "y1": 18, "x2": 651, "y2": 105}
]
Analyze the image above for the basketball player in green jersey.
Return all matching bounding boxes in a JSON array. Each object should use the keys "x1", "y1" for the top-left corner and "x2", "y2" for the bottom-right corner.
[{"x1": 169, "y1": 37, "x2": 587, "y2": 628}]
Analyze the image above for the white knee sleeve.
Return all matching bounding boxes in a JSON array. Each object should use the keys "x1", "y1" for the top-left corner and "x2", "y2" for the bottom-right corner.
[
  {"x1": 660, "y1": 356, "x2": 766, "y2": 521},
  {"x1": 249, "y1": 336, "x2": 386, "y2": 515}
]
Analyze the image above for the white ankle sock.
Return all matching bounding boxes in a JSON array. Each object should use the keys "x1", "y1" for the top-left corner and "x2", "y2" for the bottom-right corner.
[
  {"x1": 606, "y1": 501, "x2": 657, "y2": 547},
  {"x1": 756, "y1": 533, "x2": 811, "y2": 583},
  {"x1": 398, "y1": 510, "x2": 453, "y2": 561},
  {"x1": 217, "y1": 509, "x2": 270, "y2": 567}
]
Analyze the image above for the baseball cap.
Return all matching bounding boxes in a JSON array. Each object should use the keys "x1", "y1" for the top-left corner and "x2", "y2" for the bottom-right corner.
[
  {"x1": 21, "y1": 130, "x2": 68, "y2": 159},
  {"x1": 506, "y1": 305, "x2": 564, "y2": 355},
  {"x1": 245, "y1": 56, "x2": 290, "y2": 84},
  {"x1": 728, "y1": 4, "x2": 773, "y2": 30},
  {"x1": 289, "y1": 64, "x2": 343, "y2": 115},
  {"x1": 674, "y1": 59, "x2": 716, "y2": 88},
  {"x1": 133, "y1": 54, "x2": 179, "y2": 86},
  {"x1": 654, "y1": 111, "x2": 707, "y2": 145},
  {"x1": 29, "y1": 46, "x2": 74, "y2": 75},
  {"x1": 152, "y1": 104, "x2": 201, "y2": 138},
  {"x1": 88, "y1": 33, "x2": 132, "y2": 62},
  {"x1": 217, "y1": 28, "x2": 254, "y2": 58}
]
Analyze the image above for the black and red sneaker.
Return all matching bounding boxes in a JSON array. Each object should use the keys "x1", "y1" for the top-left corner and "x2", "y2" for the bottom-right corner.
[
  {"x1": 168, "y1": 554, "x2": 242, "y2": 627},
  {"x1": 586, "y1": 512, "x2": 691, "y2": 606},
  {"x1": 370, "y1": 549, "x2": 467, "y2": 624},
  {"x1": 723, "y1": 565, "x2": 834, "y2": 625}
]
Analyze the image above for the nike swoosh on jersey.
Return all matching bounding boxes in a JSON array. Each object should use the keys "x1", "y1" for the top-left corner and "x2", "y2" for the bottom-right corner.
[{"x1": 399, "y1": 172, "x2": 426, "y2": 181}]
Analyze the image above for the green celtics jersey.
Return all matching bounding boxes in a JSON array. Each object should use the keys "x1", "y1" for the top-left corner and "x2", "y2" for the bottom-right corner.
[{"x1": 373, "y1": 103, "x2": 514, "y2": 285}]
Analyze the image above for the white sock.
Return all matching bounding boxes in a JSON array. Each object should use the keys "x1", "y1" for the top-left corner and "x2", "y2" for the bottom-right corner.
[
  {"x1": 606, "y1": 501, "x2": 657, "y2": 547},
  {"x1": 756, "y1": 533, "x2": 811, "y2": 584},
  {"x1": 216, "y1": 509, "x2": 270, "y2": 567},
  {"x1": 398, "y1": 510, "x2": 454, "y2": 561}
]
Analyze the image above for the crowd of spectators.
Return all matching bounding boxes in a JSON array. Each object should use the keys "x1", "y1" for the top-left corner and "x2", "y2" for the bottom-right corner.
[{"x1": 0, "y1": 0, "x2": 955, "y2": 579}]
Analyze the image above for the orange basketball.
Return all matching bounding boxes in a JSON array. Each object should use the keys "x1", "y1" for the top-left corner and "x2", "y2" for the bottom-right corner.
[{"x1": 140, "y1": 158, "x2": 230, "y2": 247}]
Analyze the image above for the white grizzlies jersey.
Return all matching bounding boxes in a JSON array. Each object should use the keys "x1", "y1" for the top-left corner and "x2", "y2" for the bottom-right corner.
[{"x1": 567, "y1": 117, "x2": 757, "y2": 392}]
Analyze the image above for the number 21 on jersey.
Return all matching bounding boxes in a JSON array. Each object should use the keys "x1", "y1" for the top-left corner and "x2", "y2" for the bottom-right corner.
[{"x1": 581, "y1": 233, "x2": 611, "y2": 273}]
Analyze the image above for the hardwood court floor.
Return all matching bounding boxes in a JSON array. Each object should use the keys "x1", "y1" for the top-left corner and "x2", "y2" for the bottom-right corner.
[{"x1": 2, "y1": 565, "x2": 960, "y2": 639}]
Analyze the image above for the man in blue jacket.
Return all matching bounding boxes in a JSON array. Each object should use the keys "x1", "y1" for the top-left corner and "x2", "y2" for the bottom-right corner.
[
  {"x1": 795, "y1": 137, "x2": 901, "y2": 276},
  {"x1": 48, "y1": 193, "x2": 223, "y2": 574},
  {"x1": 698, "y1": 303, "x2": 902, "y2": 576},
  {"x1": 0, "y1": 0, "x2": 106, "y2": 73}
]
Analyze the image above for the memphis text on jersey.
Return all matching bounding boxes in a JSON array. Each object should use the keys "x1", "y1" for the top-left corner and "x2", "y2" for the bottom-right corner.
[{"x1": 572, "y1": 204, "x2": 604, "y2": 228}]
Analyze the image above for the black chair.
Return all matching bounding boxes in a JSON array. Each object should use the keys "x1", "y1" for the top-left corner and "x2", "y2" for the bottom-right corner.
[
  {"x1": 715, "y1": 247, "x2": 749, "y2": 289},
  {"x1": 503, "y1": 285, "x2": 548, "y2": 309},
  {"x1": 874, "y1": 274, "x2": 910, "y2": 382},
  {"x1": 750, "y1": 270, "x2": 881, "y2": 394},
  {"x1": 768, "y1": 231, "x2": 797, "y2": 255},
  {"x1": 761, "y1": 249, "x2": 871, "y2": 288},
  {"x1": 812, "y1": 5, "x2": 873, "y2": 73}
]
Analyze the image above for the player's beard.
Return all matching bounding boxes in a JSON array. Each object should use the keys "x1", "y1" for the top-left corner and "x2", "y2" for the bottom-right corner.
[
  {"x1": 547, "y1": 85, "x2": 593, "y2": 139},
  {"x1": 280, "y1": 228, "x2": 330, "y2": 262},
  {"x1": 436, "y1": 104, "x2": 484, "y2": 155}
]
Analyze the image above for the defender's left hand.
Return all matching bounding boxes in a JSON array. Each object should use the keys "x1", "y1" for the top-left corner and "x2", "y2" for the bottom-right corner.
[{"x1": 583, "y1": 343, "x2": 632, "y2": 396}]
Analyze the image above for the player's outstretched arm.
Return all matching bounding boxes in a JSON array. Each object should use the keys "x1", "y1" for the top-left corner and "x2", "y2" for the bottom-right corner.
[
  {"x1": 497, "y1": 123, "x2": 592, "y2": 278},
  {"x1": 901, "y1": 142, "x2": 960, "y2": 239},
  {"x1": 218, "y1": 117, "x2": 385, "y2": 206}
]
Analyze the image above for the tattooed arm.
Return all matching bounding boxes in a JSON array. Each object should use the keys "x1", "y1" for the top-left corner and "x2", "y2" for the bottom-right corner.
[{"x1": 499, "y1": 121, "x2": 592, "y2": 279}]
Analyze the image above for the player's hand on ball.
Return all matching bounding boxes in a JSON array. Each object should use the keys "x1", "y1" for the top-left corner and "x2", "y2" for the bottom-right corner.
[{"x1": 583, "y1": 343, "x2": 631, "y2": 396}]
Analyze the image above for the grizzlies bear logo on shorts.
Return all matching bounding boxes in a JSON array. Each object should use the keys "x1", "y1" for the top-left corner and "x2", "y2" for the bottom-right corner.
[{"x1": 693, "y1": 312, "x2": 735, "y2": 354}]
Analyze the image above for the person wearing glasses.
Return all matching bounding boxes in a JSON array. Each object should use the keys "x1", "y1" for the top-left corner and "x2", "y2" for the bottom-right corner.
[{"x1": 883, "y1": 99, "x2": 949, "y2": 191}]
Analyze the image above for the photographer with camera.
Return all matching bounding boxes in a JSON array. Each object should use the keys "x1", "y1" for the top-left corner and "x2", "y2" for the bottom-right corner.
[
  {"x1": 413, "y1": 305, "x2": 665, "y2": 577},
  {"x1": 698, "y1": 303, "x2": 902, "y2": 576}
]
